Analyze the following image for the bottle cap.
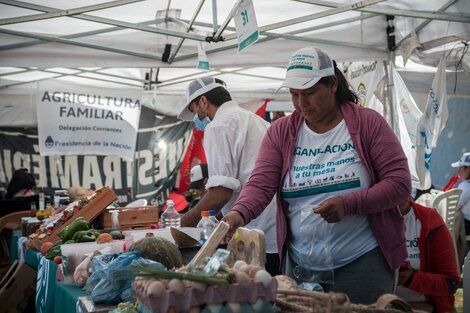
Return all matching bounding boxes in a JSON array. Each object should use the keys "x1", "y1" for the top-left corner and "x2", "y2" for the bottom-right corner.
[
  {"x1": 201, "y1": 211, "x2": 209, "y2": 217},
  {"x1": 166, "y1": 200, "x2": 175, "y2": 206},
  {"x1": 209, "y1": 210, "x2": 216, "y2": 216}
]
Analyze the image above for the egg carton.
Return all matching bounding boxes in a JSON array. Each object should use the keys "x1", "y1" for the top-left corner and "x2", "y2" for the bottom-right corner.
[{"x1": 134, "y1": 279, "x2": 277, "y2": 313}]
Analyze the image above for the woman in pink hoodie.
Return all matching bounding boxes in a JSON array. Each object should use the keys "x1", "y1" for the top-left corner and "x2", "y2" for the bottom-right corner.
[{"x1": 223, "y1": 47, "x2": 411, "y2": 304}]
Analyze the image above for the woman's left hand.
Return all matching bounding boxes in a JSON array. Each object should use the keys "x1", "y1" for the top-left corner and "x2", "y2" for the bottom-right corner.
[{"x1": 314, "y1": 196, "x2": 345, "y2": 223}]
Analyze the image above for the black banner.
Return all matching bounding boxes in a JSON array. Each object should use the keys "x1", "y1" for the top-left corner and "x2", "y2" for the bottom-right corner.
[{"x1": 0, "y1": 107, "x2": 193, "y2": 206}]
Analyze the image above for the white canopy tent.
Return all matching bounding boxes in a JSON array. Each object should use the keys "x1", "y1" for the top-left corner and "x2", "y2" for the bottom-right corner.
[
  {"x1": 0, "y1": 0, "x2": 469, "y2": 199},
  {"x1": 0, "y1": 0, "x2": 469, "y2": 103}
]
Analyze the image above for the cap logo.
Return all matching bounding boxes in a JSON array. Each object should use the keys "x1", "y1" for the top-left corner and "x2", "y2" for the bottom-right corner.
[{"x1": 287, "y1": 65, "x2": 313, "y2": 71}]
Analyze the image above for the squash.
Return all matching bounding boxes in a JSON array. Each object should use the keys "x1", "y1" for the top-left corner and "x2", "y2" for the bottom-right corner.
[{"x1": 128, "y1": 233, "x2": 183, "y2": 269}]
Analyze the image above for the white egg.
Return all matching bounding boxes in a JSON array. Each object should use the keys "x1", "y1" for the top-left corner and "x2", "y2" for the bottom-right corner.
[
  {"x1": 191, "y1": 281, "x2": 208, "y2": 293},
  {"x1": 227, "y1": 302, "x2": 240, "y2": 313},
  {"x1": 206, "y1": 303, "x2": 222, "y2": 313},
  {"x1": 235, "y1": 271, "x2": 251, "y2": 288},
  {"x1": 252, "y1": 298, "x2": 265, "y2": 313},
  {"x1": 189, "y1": 306, "x2": 201, "y2": 313},
  {"x1": 168, "y1": 278, "x2": 186, "y2": 295},
  {"x1": 146, "y1": 280, "x2": 166, "y2": 297},
  {"x1": 254, "y1": 270, "x2": 272, "y2": 287},
  {"x1": 233, "y1": 260, "x2": 247, "y2": 270}
]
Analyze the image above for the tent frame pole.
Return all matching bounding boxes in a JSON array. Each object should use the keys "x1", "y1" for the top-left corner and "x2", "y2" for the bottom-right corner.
[{"x1": 386, "y1": 15, "x2": 399, "y2": 137}]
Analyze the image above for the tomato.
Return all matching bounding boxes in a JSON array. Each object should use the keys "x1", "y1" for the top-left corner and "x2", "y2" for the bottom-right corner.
[{"x1": 53, "y1": 256, "x2": 63, "y2": 264}]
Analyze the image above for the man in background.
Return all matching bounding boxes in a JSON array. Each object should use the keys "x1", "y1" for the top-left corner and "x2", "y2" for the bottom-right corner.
[{"x1": 177, "y1": 76, "x2": 279, "y2": 275}]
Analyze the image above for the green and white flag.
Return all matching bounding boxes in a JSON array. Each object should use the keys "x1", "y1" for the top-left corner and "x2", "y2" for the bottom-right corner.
[
  {"x1": 197, "y1": 41, "x2": 210, "y2": 70},
  {"x1": 233, "y1": 0, "x2": 259, "y2": 53}
]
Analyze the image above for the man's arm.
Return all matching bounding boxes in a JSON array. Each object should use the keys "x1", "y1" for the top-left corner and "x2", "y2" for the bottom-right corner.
[{"x1": 180, "y1": 186, "x2": 233, "y2": 227}]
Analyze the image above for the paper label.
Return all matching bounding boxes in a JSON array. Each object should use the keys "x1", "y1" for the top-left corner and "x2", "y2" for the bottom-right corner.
[{"x1": 233, "y1": 0, "x2": 259, "y2": 53}]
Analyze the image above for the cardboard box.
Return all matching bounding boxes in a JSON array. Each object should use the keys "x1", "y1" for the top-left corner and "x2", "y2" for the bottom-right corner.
[{"x1": 0, "y1": 261, "x2": 37, "y2": 313}]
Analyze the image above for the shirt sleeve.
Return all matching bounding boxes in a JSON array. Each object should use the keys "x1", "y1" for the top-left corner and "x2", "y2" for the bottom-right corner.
[{"x1": 203, "y1": 124, "x2": 242, "y2": 192}]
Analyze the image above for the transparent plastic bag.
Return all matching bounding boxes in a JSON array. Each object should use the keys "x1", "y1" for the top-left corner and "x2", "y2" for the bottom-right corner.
[{"x1": 293, "y1": 205, "x2": 334, "y2": 284}]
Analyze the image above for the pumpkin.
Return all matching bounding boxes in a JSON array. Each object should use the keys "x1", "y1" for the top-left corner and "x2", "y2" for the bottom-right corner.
[{"x1": 128, "y1": 233, "x2": 183, "y2": 269}]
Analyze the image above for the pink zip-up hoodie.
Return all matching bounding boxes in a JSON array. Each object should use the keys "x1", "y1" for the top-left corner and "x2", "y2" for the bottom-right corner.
[{"x1": 231, "y1": 101, "x2": 411, "y2": 270}]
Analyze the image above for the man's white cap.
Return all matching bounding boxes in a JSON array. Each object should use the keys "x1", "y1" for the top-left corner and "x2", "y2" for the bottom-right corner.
[
  {"x1": 451, "y1": 152, "x2": 470, "y2": 167},
  {"x1": 177, "y1": 76, "x2": 226, "y2": 121},
  {"x1": 277, "y1": 47, "x2": 335, "y2": 91}
]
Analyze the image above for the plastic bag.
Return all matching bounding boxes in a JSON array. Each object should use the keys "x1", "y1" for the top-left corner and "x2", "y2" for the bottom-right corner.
[
  {"x1": 86, "y1": 252, "x2": 167, "y2": 305},
  {"x1": 86, "y1": 252, "x2": 140, "y2": 304},
  {"x1": 293, "y1": 205, "x2": 334, "y2": 284}
]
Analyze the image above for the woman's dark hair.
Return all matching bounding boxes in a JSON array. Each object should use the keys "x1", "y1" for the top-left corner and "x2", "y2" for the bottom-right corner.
[
  {"x1": 194, "y1": 78, "x2": 232, "y2": 107},
  {"x1": 5, "y1": 168, "x2": 36, "y2": 199},
  {"x1": 317, "y1": 67, "x2": 359, "y2": 105}
]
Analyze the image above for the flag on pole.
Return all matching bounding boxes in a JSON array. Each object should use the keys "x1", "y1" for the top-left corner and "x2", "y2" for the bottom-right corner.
[
  {"x1": 390, "y1": 63, "x2": 422, "y2": 188},
  {"x1": 415, "y1": 57, "x2": 448, "y2": 190}
]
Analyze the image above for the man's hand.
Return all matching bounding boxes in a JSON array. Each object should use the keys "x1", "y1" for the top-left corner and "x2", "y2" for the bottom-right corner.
[
  {"x1": 313, "y1": 196, "x2": 345, "y2": 223},
  {"x1": 221, "y1": 211, "x2": 245, "y2": 243},
  {"x1": 180, "y1": 209, "x2": 200, "y2": 227},
  {"x1": 180, "y1": 186, "x2": 233, "y2": 227}
]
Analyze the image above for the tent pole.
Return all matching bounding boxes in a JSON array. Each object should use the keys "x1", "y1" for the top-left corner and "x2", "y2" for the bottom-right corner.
[
  {"x1": 386, "y1": 15, "x2": 399, "y2": 137},
  {"x1": 212, "y1": 0, "x2": 218, "y2": 34}
]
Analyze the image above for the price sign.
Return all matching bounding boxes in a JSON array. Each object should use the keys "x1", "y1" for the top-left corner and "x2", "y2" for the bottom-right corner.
[
  {"x1": 197, "y1": 41, "x2": 210, "y2": 70},
  {"x1": 233, "y1": 0, "x2": 259, "y2": 53}
]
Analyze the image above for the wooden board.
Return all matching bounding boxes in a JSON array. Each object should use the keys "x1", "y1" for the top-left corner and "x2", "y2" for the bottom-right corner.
[
  {"x1": 226, "y1": 227, "x2": 266, "y2": 267},
  {"x1": 43, "y1": 186, "x2": 117, "y2": 243},
  {"x1": 96, "y1": 206, "x2": 159, "y2": 229}
]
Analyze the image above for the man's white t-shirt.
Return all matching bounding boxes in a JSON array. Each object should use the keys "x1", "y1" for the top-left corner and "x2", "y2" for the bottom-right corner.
[{"x1": 203, "y1": 101, "x2": 277, "y2": 253}]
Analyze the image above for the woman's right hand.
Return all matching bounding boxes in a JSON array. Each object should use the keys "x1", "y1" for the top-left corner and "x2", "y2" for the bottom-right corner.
[{"x1": 221, "y1": 211, "x2": 245, "y2": 243}]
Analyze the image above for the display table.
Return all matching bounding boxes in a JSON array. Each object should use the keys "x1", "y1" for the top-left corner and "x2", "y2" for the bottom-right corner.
[
  {"x1": 25, "y1": 247, "x2": 87, "y2": 313},
  {"x1": 9, "y1": 229, "x2": 21, "y2": 262}
]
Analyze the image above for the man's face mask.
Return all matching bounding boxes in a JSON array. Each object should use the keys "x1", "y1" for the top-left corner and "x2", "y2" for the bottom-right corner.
[
  {"x1": 193, "y1": 115, "x2": 210, "y2": 131},
  {"x1": 192, "y1": 98, "x2": 211, "y2": 131}
]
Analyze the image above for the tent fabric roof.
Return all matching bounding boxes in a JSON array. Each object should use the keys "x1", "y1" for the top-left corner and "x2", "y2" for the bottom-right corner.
[{"x1": 0, "y1": 0, "x2": 469, "y2": 96}]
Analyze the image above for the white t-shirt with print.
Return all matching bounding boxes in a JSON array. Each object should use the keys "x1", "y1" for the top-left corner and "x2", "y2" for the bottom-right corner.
[
  {"x1": 395, "y1": 208, "x2": 426, "y2": 302},
  {"x1": 282, "y1": 120, "x2": 376, "y2": 270}
]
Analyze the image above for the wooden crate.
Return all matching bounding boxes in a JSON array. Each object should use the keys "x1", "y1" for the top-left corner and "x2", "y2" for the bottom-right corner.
[
  {"x1": 96, "y1": 206, "x2": 159, "y2": 229},
  {"x1": 31, "y1": 186, "x2": 117, "y2": 244}
]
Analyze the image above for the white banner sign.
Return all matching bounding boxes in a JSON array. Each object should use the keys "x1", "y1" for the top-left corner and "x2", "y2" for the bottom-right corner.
[
  {"x1": 233, "y1": 0, "x2": 259, "y2": 53},
  {"x1": 36, "y1": 82, "x2": 142, "y2": 161},
  {"x1": 347, "y1": 61, "x2": 385, "y2": 115}
]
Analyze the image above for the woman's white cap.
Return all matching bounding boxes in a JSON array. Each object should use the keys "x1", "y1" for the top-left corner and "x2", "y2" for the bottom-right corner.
[{"x1": 277, "y1": 47, "x2": 335, "y2": 91}]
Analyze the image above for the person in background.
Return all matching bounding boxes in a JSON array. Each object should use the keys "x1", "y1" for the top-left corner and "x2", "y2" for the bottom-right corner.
[
  {"x1": 67, "y1": 186, "x2": 93, "y2": 202},
  {"x1": 396, "y1": 198, "x2": 459, "y2": 313},
  {"x1": 451, "y1": 152, "x2": 470, "y2": 251},
  {"x1": 176, "y1": 76, "x2": 279, "y2": 275},
  {"x1": 188, "y1": 163, "x2": 209, "y2": 204},
  {"x1": 222, "y1": 46, "x2": 411, "y2": 304},
  {"x1": 5, "y1": 168, "x2": 36, "y2": 199}
]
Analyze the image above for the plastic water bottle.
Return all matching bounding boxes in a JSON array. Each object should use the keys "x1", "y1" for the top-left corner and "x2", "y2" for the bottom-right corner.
[
  {"x1": 160, "y1": 200, "x2": 181, "y2": 228},
  {"x1": 208, "y1": 210, "x2": 219, "y2": 226},
  {"x1": 196, "y1": 211, "x2": 215, "y2": 245}
]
